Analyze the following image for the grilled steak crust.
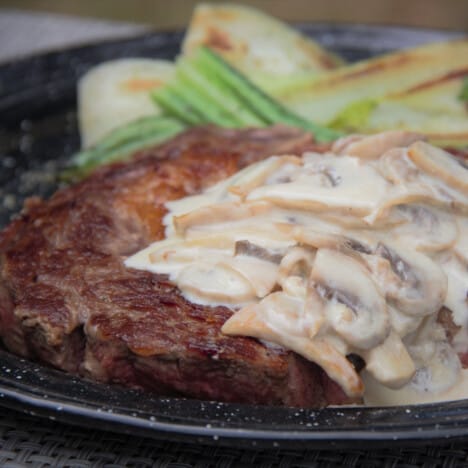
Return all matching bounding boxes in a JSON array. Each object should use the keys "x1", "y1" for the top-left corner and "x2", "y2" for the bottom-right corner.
[{"x1": 0, "y1": 125, "x2": 352, "y2": 407}]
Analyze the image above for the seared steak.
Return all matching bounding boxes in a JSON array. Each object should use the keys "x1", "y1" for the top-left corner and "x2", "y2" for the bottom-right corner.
[{"x1": 0, "y1": 125, "x2": 351, "y2": 407}]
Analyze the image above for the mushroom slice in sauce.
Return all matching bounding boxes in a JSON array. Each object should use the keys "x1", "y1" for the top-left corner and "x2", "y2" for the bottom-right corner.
[
  {"x1": 321, "y1": 209, "x2": 406, "y2": 229},
  {"x1": 408, "y1": 141, "x2": 468, "y2": 195},
  {"x1": 378, "y1": 147, "x2": 420, "y2": 184},
  {"x1": 440, "y1": 255, "x2": 468, "y2": 330},
  {"x1": 371, "y1": 242, "x2": 447, "y2": 317},
  {"x1": 293, "y1": 228, "x2": 348, "y2": 250},
  {"x1": 173, "y1": 200, "x2": 272, "y2": 235},
  {"x1": 229, "y1": 241, "x2": 284, "y2": 298},
  {"x1": 393, "y1": 204, "x2": 459, "y2": 252},
  {"x1": 277, "y1": 245, "x2": 316, "y2": 296},
  {"x1": 454, "y1": 216, "x2": 468, "y2": 264},
  {"x1": 335, "y1": 131, "x2": 425, "y2": 160},
  {"x1": 222, "y1": 256, "x2": 279, "y2": 299},
  {"x1": 221, "y1": 292, "x2": 364, "y2": 398},
  {"x1": 126, "y1": 237, "x2": 231, "y2": 275},
  {"x1": 177, "y1": 262, "x2": 256, "y2": 305},
  {"x1": 311, "y1": 248, "x2": 390, "y2": 350},
  {"x1": 363, "y1": 331, "x2": 416, "y2": 389},
  {"x1": 293, "y1": 227, "x2": 374, "y2": 257},
  {"x1": 185, "y1": 224, "x2": 295, "y2": 251},
  {"x1": 229, "y1": 155, "x2": 302, "y2": 198},
  {"x1": 331, "y1": 134, "x2": 364, "y2": 154},
  {"x1": 375, "y1": 149, "x2": 468, "y2": 221},
  {"x1": 235, "y1": 240, "x2": 284, "y2": 263},
  {"x1": 247, "y1": 155, "x2": 389, "y2": 216},
  {"x1": 388, "y1": 305, "x2": 424, "y2": 338}
]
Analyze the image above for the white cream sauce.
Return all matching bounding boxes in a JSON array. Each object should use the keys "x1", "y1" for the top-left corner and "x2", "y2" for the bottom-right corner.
[{"x1": 125, "y1": 131, "x2": 468, "y2": 405}]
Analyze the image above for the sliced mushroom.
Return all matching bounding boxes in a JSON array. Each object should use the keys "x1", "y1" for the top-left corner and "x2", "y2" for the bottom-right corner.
[
  {"x1": 322, "y1": 208, "x2": 406, "y2": 229},
  {"x1": 281, "y1": 276, "x2": 308, "y2": 299},
  {"x1": 229, "y1": 155, "x2": 302, "y2": 198},
  {"x1": 277, "y1": 245, "x2": 316, "y2": 293},
  {"x1": 392, "y1": 204, "x2": 458, "y2": 252},
  {"x1": 439, "y1": 255, "x2": 468, "y2": 328},
  {"x1": 293, "y1": 228, "x2": 346, "y2": 250},
  {"x1": 164, "y1": 165, "x2": 249, "y2": 224},
  {"x1": 363, "y1": 331, "x2": 416, "y2": 389},
  {"x1": 222, "y1": 292, "x2": 320, "y2": 345},
  {"x1": 378, "y1": 148, "x2": 420, "y2": 184},
  {"x1": 247, "y1": 155, "x2": 389, "y2": 216},
  {"x1": 221, "y1": 256, "x2": 279, "y2": 298},
  {"x1": 222, "y1": 293, "x2": 364, "y2": 398},
  {"x1": 370, "y1": 242, "x2": 447, "y2": 317},
  {"x1": 293, "y1": 227, "x2": 374, "y2": 257},
  {"x1": 366, "y1": 187, "x2": 468, "y2": 225},
  {"x1": 177, "y1": 262, "x2": 256, "y2": 305},
  {"x1": 408, "y1": 141, "x2": 468, "y2": 194},
  {"x1": 186, "y1": 223, "x2": 295, "y2": 252},
  {"x1": 304, "y1": 281, "x2": 328, "y2": 338},
  {"x1": 454, "y1": 216, "x2": 468, "y2": 264},
  {"x1": 311, "y1": 248, "x2": 390, "y2": 349},
  {"x1": 126, "y1": 237, "x2": 230, "y2": 275},
  {"x1": 340, "y1": 131, "x2": 425, "y2": 160},
  {"x1": 173, "y1": 200, "x2": 272, "y2": 235},
  {"x1": 235, "y1": 240, "x2": 284, "y2": 263},
  {"x1": 373, "y1": 149, "x2": 450, "y2": 221},
  {"x1": 331, "y1": 134, "x2": 365, "y2": 154},
  {"x1": 388, "y1": 306, "x2": 424, "y2": 338}
]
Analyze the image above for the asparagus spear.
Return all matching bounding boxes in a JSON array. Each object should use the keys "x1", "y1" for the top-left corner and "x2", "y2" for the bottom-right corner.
[
  {"x1": 176, "y1": 60, "x2": 264, "y2": 127},
  {"x1": 169, "y1": 78, "x2": 238, "y2": 127},
  {"x1": 153, "y1": 47, "x2": 341, "y2": 142},
  {"x1": 64, "y1": 115, "x2": 185, "y2": 180},
  {"x1": 73, "y1": 115, "x2": 184, "y2": 166},
  {"x1": 192, "y1": 47, "x2": 341, "y2": 141},
  {"x1": 150, "y1": 88, "x2": 203, "y2": 126}
]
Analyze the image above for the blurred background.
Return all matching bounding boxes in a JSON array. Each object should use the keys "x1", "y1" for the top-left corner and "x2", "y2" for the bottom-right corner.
[
  {"x1": 0, "y1": 0, "x2": 466, "y2": 63},
  {"x1": 2, "y1": 0, "x2": 468, "y2": 30}
]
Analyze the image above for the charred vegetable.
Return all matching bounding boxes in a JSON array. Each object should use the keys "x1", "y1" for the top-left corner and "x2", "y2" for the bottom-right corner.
[
  {"x1": 275, "y1": 38, "x2": 468, "y2": 146},
  {"x1": 182, "y1": 3, "x2": 344, "y2": 87}
]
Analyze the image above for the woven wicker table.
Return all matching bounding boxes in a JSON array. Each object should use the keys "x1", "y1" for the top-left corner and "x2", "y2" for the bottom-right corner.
[
  {"x1": 1, "y1": 9, "x2": 468, "y2": 468},
  {"x1": 2, "y1": 406, "x2": 468, "y2": 467}
]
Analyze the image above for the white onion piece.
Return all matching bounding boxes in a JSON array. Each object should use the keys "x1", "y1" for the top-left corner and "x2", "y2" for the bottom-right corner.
[{"x1": 78, "y1": 58, "x2": 174, "y2": 148}]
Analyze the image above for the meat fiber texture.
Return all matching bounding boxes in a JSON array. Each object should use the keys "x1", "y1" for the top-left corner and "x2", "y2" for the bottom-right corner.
[{"x1": 0, "y1": 125, "x2": 352, "y2": 408}]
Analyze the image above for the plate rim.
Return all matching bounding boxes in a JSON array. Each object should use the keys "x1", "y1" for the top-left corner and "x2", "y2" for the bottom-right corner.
[
  {"x1": 0, "y1": 24, "x2": 467, "y2": 449},
  {"x1": 3, "y1": 348, "x2": 468, "y2": 448}
]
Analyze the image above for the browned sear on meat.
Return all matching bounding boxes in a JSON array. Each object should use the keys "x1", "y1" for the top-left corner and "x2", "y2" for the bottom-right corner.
[{"x1": 0, "y1": 125, "x2": 357, "y2": 407}]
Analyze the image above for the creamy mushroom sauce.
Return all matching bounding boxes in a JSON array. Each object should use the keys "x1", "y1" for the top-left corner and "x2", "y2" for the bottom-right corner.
[{"x1": 126, "y1": 131, "x2": 468, "y2": 406}]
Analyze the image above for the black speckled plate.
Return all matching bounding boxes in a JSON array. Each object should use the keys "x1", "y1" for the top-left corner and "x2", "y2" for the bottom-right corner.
[{"x1": 0, "y1": 25, "x2": 466, "y2": 449}]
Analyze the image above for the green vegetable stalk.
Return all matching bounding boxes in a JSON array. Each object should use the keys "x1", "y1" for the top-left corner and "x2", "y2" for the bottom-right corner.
[
  {"x1": 152, "y1": 46, "x2": 342, "y2": 142},
  {"x1": 459, "y1": 77, "x2": 468, "y2": 103},
  {"x1": 63, "y1": 115, "x2": 186, "y2": 181}
]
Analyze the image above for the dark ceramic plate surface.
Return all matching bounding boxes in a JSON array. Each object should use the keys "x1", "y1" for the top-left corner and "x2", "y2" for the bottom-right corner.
[{"x1": 0, "y1": 25, "x2": 466, "y2": 449}]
